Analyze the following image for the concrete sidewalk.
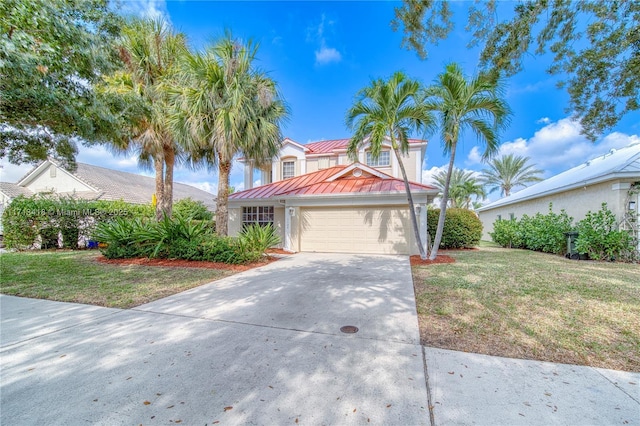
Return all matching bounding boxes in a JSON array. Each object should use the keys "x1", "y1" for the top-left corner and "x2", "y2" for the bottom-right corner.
[{"x1": 0, "y1": 253, "x2": 429, "y2": 425}]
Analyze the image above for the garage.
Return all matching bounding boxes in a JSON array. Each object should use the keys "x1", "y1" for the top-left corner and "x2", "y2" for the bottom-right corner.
[{"x1": 299, "y1": 206, "x2": 414, "y2": 254}]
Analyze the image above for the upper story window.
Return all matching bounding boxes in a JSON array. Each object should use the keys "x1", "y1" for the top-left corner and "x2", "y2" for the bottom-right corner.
[
  {"x1": 366, "y1": 151, "x2": 390, "y2": 167},
  {"x1": 282, "y1": 160, "x2": 295, "y2": 179}
]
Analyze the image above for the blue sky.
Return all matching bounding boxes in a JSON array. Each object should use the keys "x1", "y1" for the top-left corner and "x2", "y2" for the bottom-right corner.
[{"x1": 1, "y1": 1, "x2": 638, "y2": 202}]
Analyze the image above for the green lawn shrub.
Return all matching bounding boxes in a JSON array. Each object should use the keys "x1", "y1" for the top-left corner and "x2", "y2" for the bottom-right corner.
[
  {"x1": 489, "y1": 219, "x2": 521, "y2": 248},
  {"x1": 517, "y1": 206, "x2": 573, "y2": 254},
  {"x1": 173, "y1": 198, "x2": 214, "y2": 221},
  {"x1": 428, "y1": 208, "x2": 483, "y2": 249},
  {"x1": 575, "y1": 203, "x2": 635, "y2": 261}
]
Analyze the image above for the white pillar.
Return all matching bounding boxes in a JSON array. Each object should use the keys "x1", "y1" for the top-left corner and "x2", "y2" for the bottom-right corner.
[
  {"x1": 244, "y1": 162, "x2": 254, "y2": 189},
  {"x1": 284, "y1": 205, "x2": 292, "y2": 251}
]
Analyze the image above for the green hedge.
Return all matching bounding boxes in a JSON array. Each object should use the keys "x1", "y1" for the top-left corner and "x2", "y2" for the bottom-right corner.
[
  {"x1": 490, "y1": 203, "x2": 637, "y2": 261},
  {"x1": 427, "y1": 208, "x2": 483, "y2": 249},
  {"x1": 1, "y1": 195, "x2": 154, "y2": 249}
]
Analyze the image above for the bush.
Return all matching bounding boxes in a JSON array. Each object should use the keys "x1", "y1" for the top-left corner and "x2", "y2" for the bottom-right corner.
[
  {"x1": 427, "y1": 208, "x2": 483, "y2": 249},
  {"x1": 490, "y1": 219, "x2": 521, "y2": 248},
  {"x1": 238, "y1": 223, "x2": 281, "y2": 253},
  {"x1": 516, "y1": 206, "x2": 573, "y2": 254},
  {"x1": 575, "y1": 203, "x2": 635, "y2": 261},
  {"x1": 173, "y1": 198, "x2": 213, "y2": 221},
  {"x1": 2, "y1": 195, "x2": 155, "y2": 250}
]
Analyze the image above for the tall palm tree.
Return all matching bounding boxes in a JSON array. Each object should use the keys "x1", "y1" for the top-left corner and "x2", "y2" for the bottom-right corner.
[
  {"x1": 433, "y1": 167, "x2": 486, "y2": 209},
  {"x1": 169, "y1": 34, "x2": 288, "y2": 236},
  {"x1": 424, "y1": 63, "x2": 511, "y2": 259},
  {"x1": 346, "y1": 71, "x2": 435, "y2": 259},
  {"x1": 99, "y1": 18, "x2": 187, "y2": 220},
  {"x1": 480, "y1": 153, "x2": 543, "y2": 197}
]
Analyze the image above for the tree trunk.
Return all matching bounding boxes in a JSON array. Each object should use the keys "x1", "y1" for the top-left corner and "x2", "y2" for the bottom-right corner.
[
  {"x1": 391, "y1": 143, "x2": 427, "y2": 260},
  {"x1": 154, "y1": 152, "x2": 165, "y2": 221},
  {"x1": 429, "y1": 142, "x2": 457, "y2": 260},
  {"x1": 163, "y1": 143, "x2": 175, "y2": 218},
  {"x1": 216, "y1": 154, "x2": 231, "y2": 236}
]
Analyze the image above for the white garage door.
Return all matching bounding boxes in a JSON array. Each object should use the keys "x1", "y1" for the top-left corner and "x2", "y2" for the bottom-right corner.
[{"x1": 300, "y1": 206, "x2": 414, "y2": 254}]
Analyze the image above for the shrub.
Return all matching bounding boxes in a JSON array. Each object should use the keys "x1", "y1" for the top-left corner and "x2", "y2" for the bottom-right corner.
[
  {"x1": 238, "y1": 223, "x2": 281, "y2": 253},
  {"x1": 575, "y1": 203, "x2": 635, "y2": 261},
  {"x1": 490, "y1": 219, "x2": 522, "y2": 248},
  {"x1": 504, "y1": 205, "x2": 573, "y2": 255},
  {"x1": 93, "y1": 217, "x2": 148, "y2": 259},
  {"x1": 173, "y1": 198, "x2": 213, "y2": 221},
  {"x1": 427, "y1": 208, "x2": 483, "y2": 249}
]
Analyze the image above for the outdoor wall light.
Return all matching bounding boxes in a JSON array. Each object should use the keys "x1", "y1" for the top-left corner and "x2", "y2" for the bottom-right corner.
[
  {"x1": 288, "y1": 207, "x2": 295, "y2": 216},
  {"x1": 629, "y1": 201, "x2": 637, "y2": 211}
]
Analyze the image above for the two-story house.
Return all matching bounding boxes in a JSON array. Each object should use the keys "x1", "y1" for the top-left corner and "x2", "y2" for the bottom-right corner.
[{"x1": 228, "y1": 137, "x2": 438, "y2": 255}]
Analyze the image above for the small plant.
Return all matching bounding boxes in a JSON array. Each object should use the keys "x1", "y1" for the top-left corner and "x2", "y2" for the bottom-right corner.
[
  {"x1": 490, "y1": 219, "x2": 521, "y2": 248},
  {"x1": 238, "y1": 223, "x2": 281, "y2": 254}
]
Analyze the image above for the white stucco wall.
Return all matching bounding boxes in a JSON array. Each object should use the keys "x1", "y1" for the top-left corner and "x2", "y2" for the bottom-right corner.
[
  {"x1": 478, "y1": 179, "x2": 636, "y2": 240},
  {"x1": 23, "y1": 165, "x2": 94, "y2": 194}
]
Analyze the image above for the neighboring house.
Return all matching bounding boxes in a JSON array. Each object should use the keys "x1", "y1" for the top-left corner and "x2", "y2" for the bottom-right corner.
[
  {"x1": 0, "y1": 160, "x2": 216, "y2": 233},
  {"x1": 477, "y1": 142, "x2": 640, "y2": 245},
  {"x1": 230, "y1": 137, "x2": 438, "y2": 255}
]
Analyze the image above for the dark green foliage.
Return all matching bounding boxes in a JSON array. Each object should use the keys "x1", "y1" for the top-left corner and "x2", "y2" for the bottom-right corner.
[
  {"x1": 0, "y1": 0, "x2": 125, "y2": 167},
  {"x1": 94, "y1": 215, "x2": 264, "y2": 264},
  {"x1": 517, "y1": 207, "x2": 573, "y2": 255},
  {"x1": 575, "y1": 203, "x2": 635, "y2": 261},
  {"x1": 173, "y1": 198, "x2": 213, "y2": 221},
  {"x1": 427, "y1": 208, "x2": 483, "y2": 249},
  {"x1": 238, "y1": 223, "x2": 281, "y2": 254},
  {"x1": 1, "y1": 196, "x2": 153, "y2": 249},
  {"x1": 489, "y1": 219, "x2": 521, "y2": 249}
]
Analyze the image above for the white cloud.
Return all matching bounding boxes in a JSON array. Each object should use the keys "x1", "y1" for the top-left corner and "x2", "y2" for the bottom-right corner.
[
  {"x1": 119, "y1": 0, "x2": 169, "y2": 21},
  {"x1": 315, "y1": 47, "x2": 342, "y2": 65},
  {"x1": 308, "y1": 14, "x2": 342, "y2": 66},
  {"x1": 466, "y1": 117, "x2": 640, "y2": 175},
  {"x1": 536, "y1": 117, "x2": 551, "y2": 124}
]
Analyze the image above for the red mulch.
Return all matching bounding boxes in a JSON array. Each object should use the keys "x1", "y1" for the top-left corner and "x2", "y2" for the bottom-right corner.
[
  {"x1": 410, "y1": 254, "x2": 456, "y2": 266},
  {"x1": 266, "y1": 248, "x2": 293, "y2": 255},
  {"x1": 95, "y1": 255, "x2": 279, "y2": 271}
]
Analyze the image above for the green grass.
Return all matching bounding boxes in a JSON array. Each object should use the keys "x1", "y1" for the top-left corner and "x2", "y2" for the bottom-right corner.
[
  {"x1": 413, "y1": 246, "x2": 640, "y2": 371},
  {"x1": 0, "y1": 250, "x2": 235, "y2": 308}
]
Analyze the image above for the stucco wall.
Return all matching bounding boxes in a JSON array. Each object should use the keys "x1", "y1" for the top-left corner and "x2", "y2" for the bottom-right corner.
[
  {"x1": 24, "y1": 165, "x2": 94, "y2": 194},
  {"x1": 478, "y1": 179, "x2": 635, "y2": 240}
]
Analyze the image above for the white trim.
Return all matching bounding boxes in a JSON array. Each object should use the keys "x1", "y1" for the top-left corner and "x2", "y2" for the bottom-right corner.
[
  {"x1": 17, "y1": 160, "x2": 100, "y2": 193},
  {"x1": 325, "y1": 163, "x2": 391, "y2": 182}
]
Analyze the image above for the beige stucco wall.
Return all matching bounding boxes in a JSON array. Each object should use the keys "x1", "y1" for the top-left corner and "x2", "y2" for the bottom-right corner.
[{"x1": 478, "y1": 179, "x2": 635, "y2": 240}]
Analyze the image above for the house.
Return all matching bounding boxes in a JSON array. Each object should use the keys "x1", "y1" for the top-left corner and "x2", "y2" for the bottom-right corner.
[
  {"x1": 477, "y1": 142, "x2": 640, "y2": 244},
  {"x1": 0, "y1": 160, "x2": 216, "y2": 233},
  {"x1": 229, "y1": 137, "x2": 438, "y2": 255}
]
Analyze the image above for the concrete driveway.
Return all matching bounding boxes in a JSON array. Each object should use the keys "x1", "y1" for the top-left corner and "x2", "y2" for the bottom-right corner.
[{"x1": 0, "y1": 253, "x2": 429, "y2": 425}]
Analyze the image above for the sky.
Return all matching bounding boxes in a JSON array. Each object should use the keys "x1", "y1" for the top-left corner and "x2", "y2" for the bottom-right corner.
[{"x1": 1, "y1": 0, "x2": 639, "y2": 203}]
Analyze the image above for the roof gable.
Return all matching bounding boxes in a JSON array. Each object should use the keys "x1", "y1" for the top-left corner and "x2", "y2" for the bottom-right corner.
[{"x1": 229, "y1": 163, "x2": 437, "y2": 200}]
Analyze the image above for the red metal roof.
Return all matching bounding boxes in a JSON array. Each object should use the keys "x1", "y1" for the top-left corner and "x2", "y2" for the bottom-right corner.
[
  {"x1": 229, "y1": 164, "x2": 437, "y2": 200},
  {"x1": 300, "y1": 138, "x2": 427, "y2": 154}
]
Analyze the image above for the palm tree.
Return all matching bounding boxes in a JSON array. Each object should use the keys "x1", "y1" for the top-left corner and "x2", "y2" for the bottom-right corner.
[
  {"x1": 433, "y1": 167, "x2": 486, "y2": 209},
  {"x1": 99, "y1": 18, "x2": 187, "y2": 220},
  {"x1": 169, "y1": 34, "x2": 288, "y2": 236},
  {"x1": 346, "y1": 71, "x2": 435, "y2": 259},
  {"x1": 480, "y1": 154, "x2": 543, "y2": 197},
  {"x1": 424, "y1": 63, "x2": 511, "y2": 259}
]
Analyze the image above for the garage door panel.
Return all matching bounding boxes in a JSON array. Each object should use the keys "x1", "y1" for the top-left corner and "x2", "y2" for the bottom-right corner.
[{"x1": 300, "y1": 207, "x2": 413, "y2": 254}]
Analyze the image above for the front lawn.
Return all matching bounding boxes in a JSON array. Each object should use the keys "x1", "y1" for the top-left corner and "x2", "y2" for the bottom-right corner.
[
  {"x1": 412, "y1": 244, "x2": 640, "y2": 371},
  {"x1": 0, "y1": 250, "x2": 236, "y2": 308}
]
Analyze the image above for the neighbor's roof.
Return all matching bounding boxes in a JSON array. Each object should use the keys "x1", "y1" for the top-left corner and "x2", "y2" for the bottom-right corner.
[
  {"x1": 12, "y1": 160, "x2": 216, "y2": 209},
  {"x1": 478, "y1": 142, "x2": 640, "y2": 212},
  {"x1": 0, "y1": 182, "x2": 33, "y2": 199},
  {"x1": 229, "y1": 163, "x2": 437, "y2": 200}
]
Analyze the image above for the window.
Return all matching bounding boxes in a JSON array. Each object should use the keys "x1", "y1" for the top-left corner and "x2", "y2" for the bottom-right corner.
[
  {"x1": 366, "y1": 151, "x2": 390, "y2": 167},
  {"x1": 282, "y1": 161, "x2": 295, "y2": 179},
  {"x1": 509, "y1": 213, "x2": 515, "y2": 220},
  {"x1": 242, "y1": 206, "x2": 274, "y2": 228},
  {"x1": 497, "y1": 214, "x2": 502, "y2": 221}
]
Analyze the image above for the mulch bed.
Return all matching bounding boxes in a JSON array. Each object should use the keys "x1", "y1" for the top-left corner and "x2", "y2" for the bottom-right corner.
[
  {"x1": 96, "y1": 255, "x2": 279, "y2": 271},
  {"x1": 410, "y1": 254, "x2": 456, "y2": 266}
]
